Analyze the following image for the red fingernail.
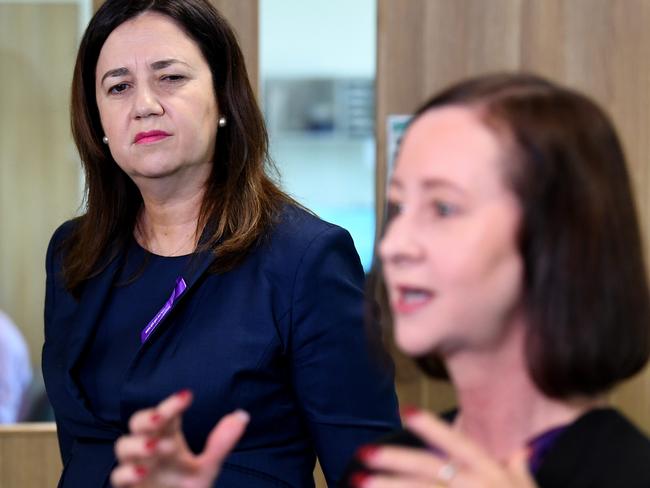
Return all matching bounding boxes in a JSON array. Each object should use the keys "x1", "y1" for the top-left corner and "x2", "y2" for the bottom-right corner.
[
  {"x1": 150, "y1": 412, "x2": 162, "y2": 424},
  {"x1": 145, "y1": 438, "x2": 158, "y2": 451},
  {"x1": 135, "y1": 465, "x2": 148, "y2": 477},
  {"x1": 350, "y1": 472, "x2": 370, "y2": 488},
  {"x1": 177, "y1": 389, "x2": 191, "y2": 400},
  {"x1": 401, "y1": 405, "x2": 420, "y2": 419},
  {"x1": 356, "y1": 445, "x2": 379, "y2": 462}
]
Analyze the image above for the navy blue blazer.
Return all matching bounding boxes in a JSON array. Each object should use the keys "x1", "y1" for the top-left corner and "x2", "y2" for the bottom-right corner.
[{"x1": 43, "y1": 205, "x2": 400, "y2": 487}]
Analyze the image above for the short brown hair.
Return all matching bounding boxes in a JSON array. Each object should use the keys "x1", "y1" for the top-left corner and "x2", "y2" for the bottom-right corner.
[
  {"x1": 393, "y1": 73, "x2": 650, "y2": 399},
  {"x1": 65, "y1": 0, "x2": 293, "y2": 294}
]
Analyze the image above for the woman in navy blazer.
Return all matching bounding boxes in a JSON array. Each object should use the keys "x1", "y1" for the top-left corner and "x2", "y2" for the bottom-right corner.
[{"x1": 42, "y1": 1, "x2": 399, "y2": 487}]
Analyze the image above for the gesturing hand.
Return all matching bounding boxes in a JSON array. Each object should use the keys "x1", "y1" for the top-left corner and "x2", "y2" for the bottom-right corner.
[
  {"x1": 353, "y1": 409, "x2": 537, "y2": 488},
  {"x1": 110, "y1": 390, "x2": 249, "y2": 488}
]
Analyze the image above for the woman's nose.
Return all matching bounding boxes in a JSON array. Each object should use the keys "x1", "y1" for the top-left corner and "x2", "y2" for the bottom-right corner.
[
  {"x1": 378, "y1": 215, "x2": 424, "y2": 266},
  {"x1": 133, "y1": 84, "x2": 163, "y2": 119}
]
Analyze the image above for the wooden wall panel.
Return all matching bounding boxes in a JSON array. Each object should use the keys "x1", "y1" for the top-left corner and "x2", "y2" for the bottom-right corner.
[
  {"x1": 0, "y1": 423, "x2": 61, "y2": 487},
  {"x1": 377, "y1": 0, "x2": 650, "y2": 432},
  {"x1": 210, "y1": 0, "x2": 259, "y2": 92}
]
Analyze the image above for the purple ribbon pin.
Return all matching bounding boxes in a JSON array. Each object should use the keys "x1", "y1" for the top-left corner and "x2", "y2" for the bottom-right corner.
[{"x1": 141, "y1": 276, "x2": 187, "y2": 344}]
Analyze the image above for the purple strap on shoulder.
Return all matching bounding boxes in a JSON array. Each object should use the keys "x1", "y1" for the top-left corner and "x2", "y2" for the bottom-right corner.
[
  {"x1": 527, "y1": 424, "x2": 567, "y2": 473},
  {"x1": 140, "y1": 277, "x2": 187, "y2": 344}
]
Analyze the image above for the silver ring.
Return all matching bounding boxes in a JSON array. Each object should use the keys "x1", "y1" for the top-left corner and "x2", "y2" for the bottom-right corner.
[{"x1": 437, "y1": 462, "x2": 457, "y2": 482}]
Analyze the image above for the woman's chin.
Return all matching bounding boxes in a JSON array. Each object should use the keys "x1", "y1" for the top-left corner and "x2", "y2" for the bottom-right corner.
[
  {"x1": 394, "y1": 330, "x2": 439, "y2": 358},
  {"x1": 128, "y1": 164, "x2": 182, "y2": 181}
]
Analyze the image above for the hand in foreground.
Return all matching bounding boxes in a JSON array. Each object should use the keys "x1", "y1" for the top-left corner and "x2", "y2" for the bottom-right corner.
[
  {"x1": 352, "y1": 408, "x2": 537, "y2": 488},
  {"x1": 111, "y1": 390, "x2": 249, "y2": 488}
]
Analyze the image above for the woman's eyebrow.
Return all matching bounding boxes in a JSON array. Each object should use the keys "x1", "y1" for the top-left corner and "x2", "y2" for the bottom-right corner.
[
  {"x1": 150, "y1": 58, "x2": 190, "y2": 70},
  {"x1": 100, "y1": 67, "x2": 129, "y2": 84},
  {"x1": 421, "y1": 178, "x2": 463, "y2": 194},
  {"x1": 100, "y1": 59, "x2": 191, "y2": 84}
]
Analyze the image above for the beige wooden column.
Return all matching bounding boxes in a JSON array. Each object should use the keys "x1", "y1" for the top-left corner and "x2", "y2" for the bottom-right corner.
[
  {"x1": 211, "y1": 0, "x2": 259, "y2": 92},
  {"x1": 377, "y1": 0, "x2": 650, "y2": 433}
]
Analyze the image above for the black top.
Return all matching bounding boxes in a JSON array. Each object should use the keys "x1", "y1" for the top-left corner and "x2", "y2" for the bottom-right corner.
[
  {"x1": 536, "y1": 408, "x2": 650, "y2": 487},
  {"x1": 340, "y1": 408, "x2": 650, "y2": 488}
]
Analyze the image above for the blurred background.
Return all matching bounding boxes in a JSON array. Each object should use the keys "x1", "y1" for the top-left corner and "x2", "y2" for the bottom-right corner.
[{"x1": 260, "y1": 0, "x2": 377, "y2": 271}]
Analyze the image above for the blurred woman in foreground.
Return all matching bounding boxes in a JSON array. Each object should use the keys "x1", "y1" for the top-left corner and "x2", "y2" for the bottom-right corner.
[{"x1": 346, "y1": 73, "x2": 650, "y2": 487}]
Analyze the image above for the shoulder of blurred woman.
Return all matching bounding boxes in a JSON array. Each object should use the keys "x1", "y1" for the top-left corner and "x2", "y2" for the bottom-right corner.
[{"x1": 536, "y1": 407, "x2": 650, "y2": 486}]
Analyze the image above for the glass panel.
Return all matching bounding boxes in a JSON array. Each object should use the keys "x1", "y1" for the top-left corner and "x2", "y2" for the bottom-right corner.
[{"x1": 260, "y1": 0, "x2": 377, "y2": 270}]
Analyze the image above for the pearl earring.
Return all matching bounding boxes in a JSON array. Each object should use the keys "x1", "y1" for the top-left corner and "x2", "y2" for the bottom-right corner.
[
  {"x1": 102, "y1": 136, "x2": 109, "y2": 144},
  {"x1": 218, "y1": 116, "x2": 227, "y2": 127}
]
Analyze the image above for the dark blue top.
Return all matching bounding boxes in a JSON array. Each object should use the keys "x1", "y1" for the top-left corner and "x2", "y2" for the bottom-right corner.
[
  {"x1": 77, "y1": 242, "x2": 190, "y2": 425},
  {"x1": 43, "y1": 205, "x2": 400, "y2": 488}
]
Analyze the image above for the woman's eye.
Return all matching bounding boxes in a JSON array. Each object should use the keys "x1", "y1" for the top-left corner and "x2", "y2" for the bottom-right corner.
[
  {"x1": 385, "y1": 201, "x2": 403, "y2": 223},
  {"x1": 108, "y1": 83, "x2": 129, "y2": 94},
  {"x1": 434, "y1": 201, "x2": 457, "y2": 217},
  {"x1": 162, "y1": 74, "x2": 185, "y2": 82}
]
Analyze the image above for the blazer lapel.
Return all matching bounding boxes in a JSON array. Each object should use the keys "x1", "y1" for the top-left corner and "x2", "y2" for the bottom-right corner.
[
  {"x1": 66, "y1": 256, "x2": 123, "y2": 371},
  {"x1": 59, "y1": 252, "x2": 125, "y2": 434}
]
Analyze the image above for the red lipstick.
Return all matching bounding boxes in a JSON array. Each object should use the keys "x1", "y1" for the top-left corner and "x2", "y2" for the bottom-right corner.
[{"x1": 134, "y1": 130, "x2": 171, "y2": 144}]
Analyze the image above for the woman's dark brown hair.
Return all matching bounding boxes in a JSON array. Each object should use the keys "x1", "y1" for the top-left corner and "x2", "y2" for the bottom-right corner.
[
  {"x1": 65, "y1": 0, "x2": 293, "y2": 295},
  {"x1": 386, "y1": 73, "x2": 650, "y2": 399}
]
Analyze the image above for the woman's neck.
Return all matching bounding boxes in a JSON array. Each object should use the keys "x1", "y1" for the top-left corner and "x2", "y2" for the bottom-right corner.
[
  {"x1": 445, "y1": 322, "x2": 602, "y2": 461},
  {"x1": 135, "y1": 183, "x2": 206, "y2": 257}
]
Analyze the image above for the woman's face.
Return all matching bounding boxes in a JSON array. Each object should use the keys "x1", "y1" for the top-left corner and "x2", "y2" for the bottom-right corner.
[
  {"x1": 379, "y1": 106, "x2": 524, "y2": 358},
  {"x1": 95, "y1": 12, "x2": 219, "y2": 182}
]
